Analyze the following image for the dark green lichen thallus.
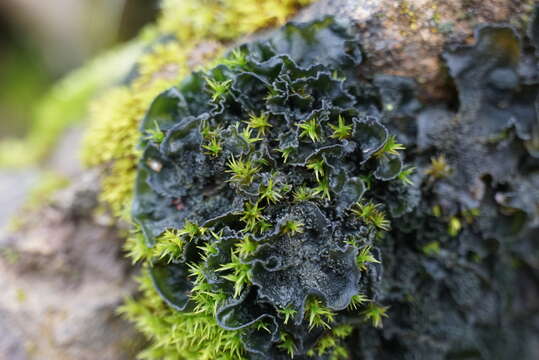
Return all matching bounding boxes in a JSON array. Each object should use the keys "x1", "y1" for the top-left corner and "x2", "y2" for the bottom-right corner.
[
  {"x1": 369, "y1": 7, "x2": 539, "y2": 360},
  {"x1": 132, "y1": 8, "x2": 539, "y2": 360},
  {"x1": 132, "y1": 17, "x2": 413, "y2": 359}
]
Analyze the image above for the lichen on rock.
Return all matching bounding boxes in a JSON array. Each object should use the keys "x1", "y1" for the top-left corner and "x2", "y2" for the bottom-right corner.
[
  {"x1": 130, "y1": 17, "x2": 414, "y2": 359},
  {"x1": 119, "y1": 3, "x2": 539, "y2": 360}
]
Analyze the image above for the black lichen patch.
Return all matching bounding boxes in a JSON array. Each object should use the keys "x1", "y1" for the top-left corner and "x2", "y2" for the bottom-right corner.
[
  {"x1": 132, "y1": 8, "x2": 539, "y2": 360},
  {"x1": 250, "y1": 202, "x2": 360, "y2": 316},
  {"x1": 444, "y1": 25, "x2": 536, "y2": 141},
  {"x1": 133, "y1": 17, "x2": 413, "y2": 359},
  {"x1": 343, "y1": 7, "x2": 539, "y2": 360},
  {"x1": 435, "y1": 12, "x2": 539, "y2": 217}
]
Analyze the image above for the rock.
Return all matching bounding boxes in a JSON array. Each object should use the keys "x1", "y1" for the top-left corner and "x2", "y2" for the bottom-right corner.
[
  {"x1": 0, "y1": 170, "x2": 143, "y2": 360},
  {"x1": 0, "y1": 170, "x2": 39, "y2": 237},
  {"x1": 297, "y1": 0, "x2": 537, "y2": 101}
]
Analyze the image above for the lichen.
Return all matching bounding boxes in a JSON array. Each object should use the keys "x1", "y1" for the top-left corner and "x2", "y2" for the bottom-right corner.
[
  {"x1": 82, "y1": 0, "x2": 315, "y2": 220},
  {"x1": 128, "y1": 17, "x2": 414, "y2": 359},
  {"x1": 345, "y1": 6, "x2": 538, "y2": 359}
]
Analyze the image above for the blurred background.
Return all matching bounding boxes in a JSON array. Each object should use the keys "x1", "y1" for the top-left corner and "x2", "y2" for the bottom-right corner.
[
  {"x1": 0, "y1": 0, "x2": 158, "y2": 139},
  {"x1": 0, "y1": 0, "x2": 159, "y2": 233},
  {"x1": 0, "y1": 4, "x2": 164, "y2": 358}
]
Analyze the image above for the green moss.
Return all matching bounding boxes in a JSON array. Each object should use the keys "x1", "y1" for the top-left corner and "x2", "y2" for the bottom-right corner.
[
  {"x1": 422, "y1": 241, "x2": 441, "y2": 256},
  {"x1": 307, "y1": 324, "x2": 353, "y2": 359},
  {"x1": 158, "y1": 0, "x2": 315, "y2": 42},
  {"x1": 448, "y1": 216, "x2": 462, "y2": 237},
  {"x1": 118, "y1": 271, "x2": 246, "y2": 360},
  {"x1": 360, "y1": 303, "x2": 389, "y2": 329},
  {"x1": 425, "y1": 154, "x2": 451, "y2": 180}
]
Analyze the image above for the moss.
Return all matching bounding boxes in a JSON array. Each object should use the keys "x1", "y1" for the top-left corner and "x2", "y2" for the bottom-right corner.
[
  {"x1": 158, "y1": 0, "x2": 314, "y2": 42},
  {"x1": 424, "y1": 154, "x2": 451, "y2": 180},
  {"x1": 421, "y1": 240, "x2": 441, "y2": 256},
  {"x1": 118, "y1": 271, "x2": 246, "y2": 360},
  {"x1": 82, "y1": 85, "x2": 152, "y2": 218}
]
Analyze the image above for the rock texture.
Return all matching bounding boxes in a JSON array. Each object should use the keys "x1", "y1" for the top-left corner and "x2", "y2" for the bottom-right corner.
[
  {"x1": 0, "y1": 170, "x2": 143, "y2": 360},
  {"x1": 298, "y1": 0, "x2": 537, "y2": 101}
]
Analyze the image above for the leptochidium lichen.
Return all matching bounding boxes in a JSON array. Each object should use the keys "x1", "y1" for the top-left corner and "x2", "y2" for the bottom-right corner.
[
  {"x1": 118, "y1": 5, "x2": 539, "y2": 360},
  {"x1": 128, "y1": 18, "x2": 413, "y2": 359}
]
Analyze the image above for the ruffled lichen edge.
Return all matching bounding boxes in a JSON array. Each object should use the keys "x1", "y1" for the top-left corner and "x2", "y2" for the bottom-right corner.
[
  {"x1": 80, "y1": 1, "x2": 318, "y2": 359},
  {"x1": 82, "y1": 0, "x2": 317, "y2": 220},
  {"x1": 126, "y1": 16, "x2": 414, "y2": 359}
]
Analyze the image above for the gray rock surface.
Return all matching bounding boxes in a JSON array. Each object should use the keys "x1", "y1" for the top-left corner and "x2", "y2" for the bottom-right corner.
[
  {"x1": 0, "y1": 170, "x2": 38, "y2": 237},
  {"x1": 0, "y1": 167, "x2": 143, "y2": 359}
]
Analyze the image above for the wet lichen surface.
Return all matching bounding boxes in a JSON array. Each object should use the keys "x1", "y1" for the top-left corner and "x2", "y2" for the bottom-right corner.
[{"x1": 132, "y1": 10, "x2": 539, "y2": 360}]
